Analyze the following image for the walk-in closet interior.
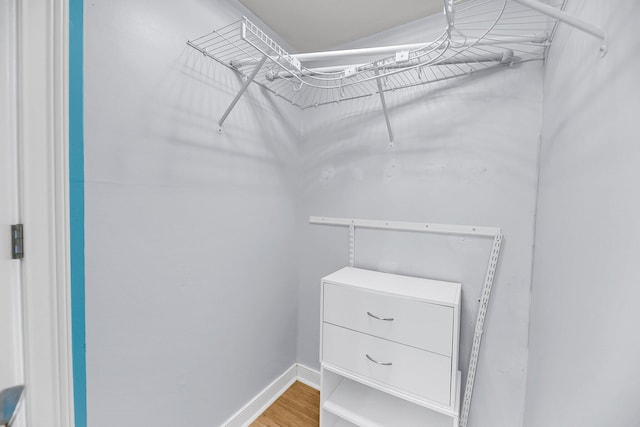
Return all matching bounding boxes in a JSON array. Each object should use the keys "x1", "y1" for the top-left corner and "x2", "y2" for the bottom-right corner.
[{"x1": 81, "y1": 1, "x2": 639, "y2": 426}]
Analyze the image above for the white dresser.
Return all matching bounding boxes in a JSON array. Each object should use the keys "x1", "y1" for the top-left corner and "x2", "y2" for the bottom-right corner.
[{"x1": 320, "y1": 267, "x2": 462, "y2": 427}]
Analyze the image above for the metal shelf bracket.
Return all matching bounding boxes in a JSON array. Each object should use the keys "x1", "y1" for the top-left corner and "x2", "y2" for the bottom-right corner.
[
  {"x1": 374, "y1": 64, "x2": 395, "y2": 146},
  {"x1": 217, "y1": 54, "x2": 268, "y2": 133}
]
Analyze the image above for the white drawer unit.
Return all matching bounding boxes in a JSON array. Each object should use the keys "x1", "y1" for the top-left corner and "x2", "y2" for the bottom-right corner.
[
  {"x1": 323, "y1": 283, "x2": 454, "y2": 356},
  {"x1": 320, "y1": 267, "x2": 462, "y2": 427}
]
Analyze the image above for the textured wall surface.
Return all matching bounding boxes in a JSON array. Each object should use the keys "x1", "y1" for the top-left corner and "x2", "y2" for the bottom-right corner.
[
  {"x1": 524, "y1": 2, "x2": 640, "y2": 426},
  {"x1": 84, "y1": 1, "x2": 301, "y2": 425},
  {"x1": 297, "y1": 57, "x2": 543, "y2": 425}
]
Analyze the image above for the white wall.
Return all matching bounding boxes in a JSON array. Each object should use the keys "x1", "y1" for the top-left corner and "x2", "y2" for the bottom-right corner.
[
  {"x1": 297, "y1": 57, "x2": 544, "y2": 426},
  {"x1": 85, "y1": 2, "x2": 640, "y2": 426},
  {"x1": 84, "y1": 1, "x2": 301, "y2": 426},
  {"x1": 524, "y1": 2, "x2": 640, "y2": 426}
]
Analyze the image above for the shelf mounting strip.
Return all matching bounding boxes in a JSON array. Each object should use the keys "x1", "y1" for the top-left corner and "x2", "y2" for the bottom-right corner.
[
  {"x1": 188, "y1": 0, "x2": 606, "y2": 141},
  {"x1": 309, "y1": 216, "x2": 503, "y2": 427}
]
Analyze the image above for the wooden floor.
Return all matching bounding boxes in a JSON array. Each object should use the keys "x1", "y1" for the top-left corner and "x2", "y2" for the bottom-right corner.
[{"x1": 251, "y1": 381, "x2": 320, "y2": 427}]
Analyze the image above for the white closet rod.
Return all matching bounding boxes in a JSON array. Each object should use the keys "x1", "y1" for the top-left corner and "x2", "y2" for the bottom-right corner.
[
  {"x1": 230, "y1": 42, "x2": 433, "y2": 67},
  {"x1": 265, "y1": 50, "x2": 514, "y2": 81},
  {"x1": 296, "y1": 42, "x2": 436, "y2": 62},
  {"x1": 230, "y1": 35, "x2": 546, "y2": 68},
  {"x1": 296, "y1": 35, "x2": 545, "y2": 62}
]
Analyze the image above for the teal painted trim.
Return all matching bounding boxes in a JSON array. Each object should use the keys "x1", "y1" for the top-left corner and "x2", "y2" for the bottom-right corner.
[{"x1": 69, "y1": 0, "x2": 86, "y2": 425}]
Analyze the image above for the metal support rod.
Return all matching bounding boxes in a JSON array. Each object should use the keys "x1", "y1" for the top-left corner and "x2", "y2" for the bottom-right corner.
[
  {"x1": 374, "y1": 65, "x2": 394, "y2": 144},
  {"x1": 217, "y1": 55, "x2": 267, "y2": 132},
  {"x1": 444, "y1": 0, "x2": 455, "y2": 39},
  {"x1": 513, "y1": 0, "x2": 606, "y2": 48}
]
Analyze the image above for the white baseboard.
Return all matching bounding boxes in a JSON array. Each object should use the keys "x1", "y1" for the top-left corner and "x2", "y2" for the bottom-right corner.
[
  {"x1": 296, "y1": 364, "x2": 320, "y2": 390},
  {"x1": 223, "y1": 363, "x2": 321, "y2": 427}
]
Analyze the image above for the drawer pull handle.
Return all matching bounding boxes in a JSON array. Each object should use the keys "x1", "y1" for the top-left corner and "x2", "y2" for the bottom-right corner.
[
  {"x1": 366, "y1": 354, "x2": 393, "y2": 366},
  {"x1": 367, "y1": 311, "x2": 394, "y2": 321}
]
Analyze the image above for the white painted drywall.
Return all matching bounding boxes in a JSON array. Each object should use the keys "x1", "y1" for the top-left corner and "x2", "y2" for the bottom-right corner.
[
  {"x1": 84, "y1": 1, "x2": 301, "y2": 426},
  {"x1": 524, "y1": 2, "x2": 640, "y2": 426},
  {"x1": 298, "y1": 48, "x2": 543, "y2": 427}
]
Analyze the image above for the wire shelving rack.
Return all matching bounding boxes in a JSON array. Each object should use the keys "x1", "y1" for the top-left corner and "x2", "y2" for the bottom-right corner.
[{"x1": 188, "y1": 0, "x2": 605, "y2": 141}]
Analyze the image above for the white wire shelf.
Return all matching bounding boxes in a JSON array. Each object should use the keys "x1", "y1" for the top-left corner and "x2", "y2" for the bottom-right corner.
[{"x1": 188, "y1": 0, "x2": 563, "y2": 110}]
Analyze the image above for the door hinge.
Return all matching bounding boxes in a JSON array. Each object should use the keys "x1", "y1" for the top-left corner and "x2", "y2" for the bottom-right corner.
[{"x1": 11, "y1": 224, "x2": 23, "y2": 259}]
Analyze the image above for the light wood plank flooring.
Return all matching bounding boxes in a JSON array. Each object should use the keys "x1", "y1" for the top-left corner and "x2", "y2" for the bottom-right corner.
[{"x1": 251, "y1": 381, "x2": 320, "y2": 427}]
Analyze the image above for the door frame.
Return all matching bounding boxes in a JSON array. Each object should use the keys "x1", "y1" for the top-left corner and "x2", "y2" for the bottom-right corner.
[{"x1": 18, "y1": 0, "x2": 77, "y2": 426}]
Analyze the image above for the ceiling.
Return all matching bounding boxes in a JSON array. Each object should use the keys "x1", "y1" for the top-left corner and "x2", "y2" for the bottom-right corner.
[{"x1": 239, "y1": 0, "x2": 445, "y2": 52}]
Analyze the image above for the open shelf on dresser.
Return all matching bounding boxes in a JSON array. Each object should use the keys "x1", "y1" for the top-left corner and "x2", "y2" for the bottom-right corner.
[{"x1": 323, "y1": 372, "x2": 455, "y2": 427}]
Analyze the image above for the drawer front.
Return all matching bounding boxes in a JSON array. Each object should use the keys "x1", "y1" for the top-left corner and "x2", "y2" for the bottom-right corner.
[
  {"x1": 323, "y1": 283, "x2": 454, "y2": 356},
  {"x1": 322, "y1": 323, "x2": 451, "y2": 406}
]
